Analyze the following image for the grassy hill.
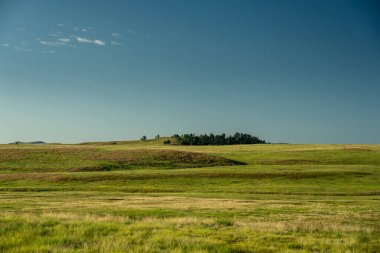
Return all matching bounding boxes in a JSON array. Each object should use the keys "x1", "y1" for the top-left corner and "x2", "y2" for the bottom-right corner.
[{"x1": 0, "y1": 141, "x2": 379, "y2": 252}]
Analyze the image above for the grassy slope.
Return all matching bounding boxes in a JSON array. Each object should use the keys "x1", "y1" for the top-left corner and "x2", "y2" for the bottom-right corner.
[{"x1": 0, "y1": 141, "x2": 379, "y2": 252}]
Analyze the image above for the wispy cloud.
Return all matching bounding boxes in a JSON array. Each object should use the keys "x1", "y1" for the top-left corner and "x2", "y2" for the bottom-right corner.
[
  {"x1": 4, "y1": 23, "x2": 120, "y2": 54},
  {"x1": 112, "y1": 32, "x2": 121, "y2": 38},
  {"x1": 13, "y1": 45, "x2": 32, "y2": 52},
  {"x1": 38, "y1": 38, "x2": 70, "y2": 47},
  {"x1": 93, "y1": 40, "x2": 106, "y2": 46},
  {"x1": 76, "y1": 37, "x2": 106, "y2": 46},
  {"x1": 76, "y1": 37, "x2": 92, "y2": 43},
  {"x1": 58, "y1": 38, "x2": 70, "y2": 43},
  {"x1": 13, "y1": 42, "x2": 32, "y2": 51},
  {"x1": 49, "y1": 32, "x2": 63, "y2": 37},
  {"x1": 111, "y1": 41, "x2": 123, "y2": 46},
  {"x1": 127, "y1": 29, "x2": 136, "y2": 35},
  {"x1": 41, "y1": 49, "x2": 56, "y2": 54},
  {"x1": 39, "y1": 41, "x2": 59, "y2": 46}
]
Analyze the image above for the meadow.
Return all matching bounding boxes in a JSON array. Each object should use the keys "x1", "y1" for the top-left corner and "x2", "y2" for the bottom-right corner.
[{"x1": 0, "y1": 140, "x2": 379, "y2": 252}]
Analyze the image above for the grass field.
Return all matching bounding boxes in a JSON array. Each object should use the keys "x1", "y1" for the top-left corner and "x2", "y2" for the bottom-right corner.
[{"x1": 0, "y1": 140, "x2": 379, "y2": 252}]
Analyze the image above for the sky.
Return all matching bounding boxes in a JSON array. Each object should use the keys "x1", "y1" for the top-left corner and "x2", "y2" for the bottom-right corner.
[{"x1": 0, "y1": 0, "x2": 379, "y2": 144}]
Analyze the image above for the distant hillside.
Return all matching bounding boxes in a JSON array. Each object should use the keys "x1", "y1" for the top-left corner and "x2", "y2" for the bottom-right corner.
[
  {"x1": 78, "y1": 138, "x2": 167, "y2": 146},
  {"x1": 9, "y1": 141, "x2": 46, "y2": 145},
  {"x1": 78, "y1": 133, "x2": 266, "y2": 146}
]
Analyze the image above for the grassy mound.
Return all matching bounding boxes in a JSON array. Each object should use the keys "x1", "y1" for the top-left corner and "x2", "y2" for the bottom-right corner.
[{"x1": 0, "y1": 147, "x2": 244, "y2": 172}]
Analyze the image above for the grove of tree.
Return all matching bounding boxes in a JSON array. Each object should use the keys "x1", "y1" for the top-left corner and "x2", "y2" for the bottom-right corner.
[{"x1": 172, "y1": 133, "x2": 265, "y2": 145}]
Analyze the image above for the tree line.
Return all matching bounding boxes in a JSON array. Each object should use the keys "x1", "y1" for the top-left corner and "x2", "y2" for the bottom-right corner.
[{"x1": 171, "y1": 133, "x2": 265, "y2": 145}]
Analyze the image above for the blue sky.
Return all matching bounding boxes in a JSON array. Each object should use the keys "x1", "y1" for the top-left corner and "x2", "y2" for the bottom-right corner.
[{"x1": 0, "y1": 0, "x2": 379, "y2": 144}]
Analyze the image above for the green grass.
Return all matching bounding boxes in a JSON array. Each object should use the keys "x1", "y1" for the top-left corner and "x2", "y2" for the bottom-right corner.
[
  {"x1": 0, "y1": 142, "x2": 379, "y2": 252},
  {"x1": 0, "y1": 146, "x2": 241, "y2": 172}
]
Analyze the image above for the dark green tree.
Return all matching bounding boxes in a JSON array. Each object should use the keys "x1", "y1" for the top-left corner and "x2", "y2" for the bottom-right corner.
[{"x1": 172, "y1": 133, "x2": 265, "y2": 146}]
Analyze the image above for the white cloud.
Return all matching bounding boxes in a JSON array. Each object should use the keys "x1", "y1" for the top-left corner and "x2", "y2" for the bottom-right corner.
[
  {"x1": 111, "y1": 41, "x2": 123, "y2": 46},
  {"x1": 94, "y1": 40, "x2": 106, "y2": 46},
  {"x1": 49, "y1": 32, "x2": 63, "y2": 37},
  {"x1": 76, "y1": 37, "x2": 106, "y2": 46},
  {"x1": 39, "y1": 38, "x2": 70, "y2": 46},
  {"x1": 40, "y1": 41, "x2": 57, "y2": 46},
  {"x1": 58, "y1": 38, "x2": 70, "y2": 43},
  {"x1": 7, "y1": 24, "x2": 114, "y2": 53},
  {"x1": 76, "y1": 37, "x2": 92, "y2": 43}
]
